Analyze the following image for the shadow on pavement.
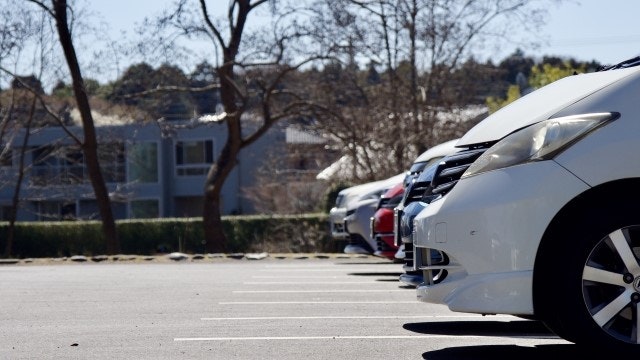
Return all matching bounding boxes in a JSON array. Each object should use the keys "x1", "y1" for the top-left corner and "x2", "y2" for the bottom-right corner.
[
  {"x1": 374, "y1": 278, "x2": 405, "y2": 282},
  {"x1": 406, "y1": 320, "x2": 622, "y2": 358},
  {"x1": 404, "y1": 320, "x2": 554, "y2": 338},
  {"x1": 422, "y1": 344, "x2": 612, "y2": 359},
  {"x1": 336, "y1": 261, "x2": 397, "y2": 265},
  {"x1": 347, "y1": 272, "x2": 403, "y2": 277}
]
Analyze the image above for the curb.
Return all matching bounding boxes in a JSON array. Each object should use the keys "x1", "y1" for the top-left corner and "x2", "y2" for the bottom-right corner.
[{"x1": 0, "y1": 252, "x2": 378, "y2": 265}]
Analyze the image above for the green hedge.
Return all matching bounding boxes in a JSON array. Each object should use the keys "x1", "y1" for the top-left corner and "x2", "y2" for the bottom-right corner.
[{"x1": 0, "y1": 213, "x2": 341, "y2": 258}]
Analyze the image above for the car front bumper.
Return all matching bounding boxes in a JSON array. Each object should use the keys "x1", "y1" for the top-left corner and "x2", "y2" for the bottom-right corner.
[
  {"x1": 344, "y1": 199, "x2": 379, "y2": 251},
  {"x1": 413, "y1": 160, "x2": 590, "y2": 315},
  {"x1": 329, "y1": 207, "x2": 348, "y2": 239}
]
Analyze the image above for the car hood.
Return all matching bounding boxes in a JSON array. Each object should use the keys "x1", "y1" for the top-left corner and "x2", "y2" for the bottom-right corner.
[
  {"x1": 413, "y1": 138, "x2": 459, "y2": 163},
  {"x1": 457, "y1": 66, "x2": 640, "y2": 147},
  {"x1": 338, "y1": 173, "x2": 405, "y2": 209}
]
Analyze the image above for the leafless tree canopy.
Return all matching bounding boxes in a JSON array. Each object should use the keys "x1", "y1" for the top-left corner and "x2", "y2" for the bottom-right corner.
[
  {"x1": 133, "y1": 0, "x2": 339, "y2": 251},
  {"x1": 296, "y1": 0, "x2": 551, "y2": 182}
]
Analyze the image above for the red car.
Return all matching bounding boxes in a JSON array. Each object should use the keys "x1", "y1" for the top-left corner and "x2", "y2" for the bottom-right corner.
[{"x1": 370, "y1": 182, "x2": 405, "y2": 260}]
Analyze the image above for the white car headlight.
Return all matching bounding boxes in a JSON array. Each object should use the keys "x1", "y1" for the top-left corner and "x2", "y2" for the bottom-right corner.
[{"x1": 462, "y1": 112, "x2": 619, "y2": 178}]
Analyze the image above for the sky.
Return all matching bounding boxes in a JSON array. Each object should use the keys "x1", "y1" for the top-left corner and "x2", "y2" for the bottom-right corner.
[
  {"x1": 530, "y1": 0, "x2": 640, "y2": 65},
  {"x1": 83, "y1": 0, "x2": 640, "y2": 82}
]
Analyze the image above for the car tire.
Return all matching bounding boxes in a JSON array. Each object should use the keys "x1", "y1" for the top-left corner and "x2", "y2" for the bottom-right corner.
[{"x1": 536, "y1": 198, "x2": 640, "y2": 353}]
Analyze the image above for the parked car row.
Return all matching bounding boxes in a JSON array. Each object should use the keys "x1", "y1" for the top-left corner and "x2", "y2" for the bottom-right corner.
[
  {"x1": 329, "y1": 139, "x2": 458, "y2": 260},
  {"x1": 329, "y1": 55, "x2": 640, "y2": 352},
  {"x1": 329, "y1": 173, "x2": 404, "y2": 255}
]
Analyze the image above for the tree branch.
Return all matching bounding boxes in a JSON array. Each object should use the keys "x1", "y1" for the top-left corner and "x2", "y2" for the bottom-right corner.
[
  {"x1": 119, "y1": 83, "x2": 221, "y2": 99},
  {"x1": 0, "y1": 66, "x2": 82, "y2": 145},
  {"x1": 24, "y1": 0, "x2": 55, "y2": 18},
  {"x1": 199, "y1": 0, "x2": 226, "y2": 49},
  {"x1": 249, "y1": 0, "x2": 269, "y2": 10}
]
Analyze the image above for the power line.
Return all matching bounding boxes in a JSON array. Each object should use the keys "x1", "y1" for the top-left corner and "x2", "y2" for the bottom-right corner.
[{"x1": 548, "y1": 35, "x2": 640, "y2": 47}]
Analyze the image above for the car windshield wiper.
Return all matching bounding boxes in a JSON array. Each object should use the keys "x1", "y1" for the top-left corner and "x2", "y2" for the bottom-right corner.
[{"x1": 598, "y1": 55, "x2": 640, "y2": 71}]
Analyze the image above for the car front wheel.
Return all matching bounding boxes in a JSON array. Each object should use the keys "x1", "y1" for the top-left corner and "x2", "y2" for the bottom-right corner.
[
  {"x1": 582, "y1": 226, "x2": 640, "y2": 345},
  {"x1": 537, "y1": 203, "x2": 640, "y2": 353}
]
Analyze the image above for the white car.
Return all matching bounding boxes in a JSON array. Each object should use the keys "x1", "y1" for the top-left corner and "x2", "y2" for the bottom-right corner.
[
  {"x1": 412, "y1": 57, "x2": 640, "y2": 351},
  {"x1": 391, "y1": 139, "x2": 460, "y2": 285},
  {"x1": 329, "y1": 174, "x2": 404, "y2": 254},
  {"x1": 336, "y1": 140, "x2": 460, "y2": 256},
  {"x1": 402, "y1": 139, "x2": 460, "y2": 188}
]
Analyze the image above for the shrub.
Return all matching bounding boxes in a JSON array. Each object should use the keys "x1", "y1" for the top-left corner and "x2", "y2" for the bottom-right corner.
[{"x1": 0, "y1": 213, "x2": 336, "y2": 258}]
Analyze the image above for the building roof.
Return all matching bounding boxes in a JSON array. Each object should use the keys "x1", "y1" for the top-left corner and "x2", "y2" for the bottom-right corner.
[{"x1": 285, "y1": 127, "x2": 326, "y2": 144}]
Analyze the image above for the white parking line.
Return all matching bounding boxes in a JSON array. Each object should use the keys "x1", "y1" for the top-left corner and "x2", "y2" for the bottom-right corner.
[
  {"x1": 201, "y1": 315, "x2": 512, "y2": 320},
  {"x1": 219, "y1": 301, "x2": 419, "y2": 305},
  {"x1": 175, "y1": 335, "x2": 497, "y2": 341},
  {"x1": 262, "y1": 264, "x2": 352, "y2": 267},
  {"x1": 232, "y1": 289, "x2": 408, "y2": 294},
  {"x1": 259, "y1": 269, "x2": 398, "y2": 272},
  {"x1": 243, "y1": 281, "x2": 378, "y2": 285},
  {"x1": 262, "y1": 264, "x2": 393, "y2": 268},
  {"x1": 251, "y1": 276, "x2": 357, "y2": 279}
]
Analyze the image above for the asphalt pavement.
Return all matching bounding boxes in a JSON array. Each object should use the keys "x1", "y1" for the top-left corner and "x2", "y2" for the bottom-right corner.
[{"x1": 0, "y1": 254, "x2": 595, "y2": 359}]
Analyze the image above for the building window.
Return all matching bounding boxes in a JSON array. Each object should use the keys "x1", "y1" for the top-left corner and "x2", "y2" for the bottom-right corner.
[
  {"x1": 175, "y1": 140, "x2": 213, "y2": 176},
  {"x1": 30, "y1": 143, "x2": 126, "y2": 186},
  {"x1": 31, "y1": 145, "x2": 84, "y2": 186},
  {"x1": 1, "y1": 206, "x2": 13, "y2": 221},
  {"x1": 128, "y1": 142, "x2": 158, "y2": 183},
  {"x1": 174, "y1": 196, "x2": 204, "y2": 217},
  {"x1": 99, "y1": 142, "x2": 126, "y2": 183},
  {"x1": 0, "y1": 148, "x2": 12, "y2": 167},
  {"x1": 77, "y1": 200, "x2": 127, "y2": 220},
  {"x1": 130, "y1": 199, "x2": 159, "y2": 218},
  {"x1": 78, "y1": 200, "x2": 99, "y2": 220},
  {"x1": 36, "y1": 201, "x2": 77, "y2": 221}
]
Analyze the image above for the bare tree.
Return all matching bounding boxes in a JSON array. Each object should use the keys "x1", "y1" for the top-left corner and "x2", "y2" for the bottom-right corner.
[
  {"x1": 13, "y1": 0, "x2": 121, "y2": 254},
  {"x1": 305, "y1": 0, "x2": 551, "y2": 180},
  {"x1": 2, "y1": 94, "x2": 37, "y2": 257},
  {"x1": 137, "y1": 0, "x2": 329, "y2": 252}
]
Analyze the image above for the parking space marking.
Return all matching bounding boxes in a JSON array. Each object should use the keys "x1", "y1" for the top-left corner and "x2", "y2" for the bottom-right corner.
[
  {"x1": 251, "y1": 276, "x2": 360, "y2": 279},
  {"x1": 262, "y1": 264, "x2": 392, "y2": 268},
  {"x1": 259, "y1": 269, "x2": 395, "y2": 272},
  {"x1": 218, "y1": 301, "x2": 419, "y2": 304},
  {"x1": 201, "y1": 315, "x2": 514, "y2": 320},
  {"x1": 232, "y1": 289, "x2": 408, "y2": 294},
  {"x1": 244, "y1": 281, "x2": 378, "y2": 284},
  {"x1": 174, "y1": 335, "x2": 498, "y2": 341}
]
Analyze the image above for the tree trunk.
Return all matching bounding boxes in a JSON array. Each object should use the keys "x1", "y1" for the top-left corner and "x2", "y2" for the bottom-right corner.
[
  {"x1": 53, "y1": 0, "x2": 119, "y2": 254},
  {"x1": 202, "y1": 139, "x2": 241, "y2": 253},
  {"x1": 4, "y1": 96, "x2": 36, "y2": 257},
  {"x1": 202, "y1": 186, "x2": 226, "y2": 253}
]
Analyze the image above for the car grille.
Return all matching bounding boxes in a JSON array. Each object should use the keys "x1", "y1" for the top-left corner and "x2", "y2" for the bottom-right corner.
[
  {"x1": 404, "y1": 177, "x2": 433, "y2": 204},
  {"x1": 425, "y1": 148, "x2": 486, "y2": 198},
  {"x1": 414, "y1": 146, "x2": 490, "y2": 285},
  {"x1": 398, "y1": 146, "x2": 490, "y2": 285}
]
